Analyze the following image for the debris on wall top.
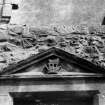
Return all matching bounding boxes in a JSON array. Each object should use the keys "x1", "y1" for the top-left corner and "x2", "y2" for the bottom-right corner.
[{"x1": 0, "y1": 24, "x2": 105, "y2": 72}]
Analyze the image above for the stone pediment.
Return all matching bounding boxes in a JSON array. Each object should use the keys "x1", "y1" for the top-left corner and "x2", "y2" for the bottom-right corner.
[{"x1": 0, "y1": 47, "x2": 105, "y2": 77}]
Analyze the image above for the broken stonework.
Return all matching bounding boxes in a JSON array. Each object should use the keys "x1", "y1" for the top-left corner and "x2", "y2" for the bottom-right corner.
[
  {"x1": 8, "y1": 25, "x2": 23, "y2": 36},
  {"x1": 0, "y1": 24, "x2": 9, "y2": 41},
  {"x1": 0, "y1": 24, "x2": 105, "y2": 70}
]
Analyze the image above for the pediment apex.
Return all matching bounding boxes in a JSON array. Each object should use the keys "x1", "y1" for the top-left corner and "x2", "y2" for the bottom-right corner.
[{"x1": 0, "y1": 47, "x2": 105, "y2": 75}]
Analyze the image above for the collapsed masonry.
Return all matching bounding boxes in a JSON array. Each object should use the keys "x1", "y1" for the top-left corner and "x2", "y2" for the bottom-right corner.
[{"x1": 0, "y1": 24, "x2": 105, "y2": 71}]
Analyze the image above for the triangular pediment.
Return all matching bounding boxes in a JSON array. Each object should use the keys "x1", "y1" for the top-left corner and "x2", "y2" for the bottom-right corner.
[{"x1": 0, "y1": 47, "x2": 105, "y2": 77}]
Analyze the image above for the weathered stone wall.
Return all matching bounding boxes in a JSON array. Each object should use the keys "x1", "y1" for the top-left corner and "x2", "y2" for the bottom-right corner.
[
  {"x1": 10, "y1": 0, "x2": 105, "y2": 26},
  {"x1": 0, "y1": 0, "x2": 105, "y2": 26},
  {"x1": 0, "y1": 81, "x2": 105, "y2": 105}
]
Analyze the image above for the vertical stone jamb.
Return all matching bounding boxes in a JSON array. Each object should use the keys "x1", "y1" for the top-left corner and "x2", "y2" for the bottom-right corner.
[
  {"x1": 98, "y1": 93, "x2": 105, "y2": 105},
  {"x1": 0, "y1": 94, "x2": 13, "y2": 105}
]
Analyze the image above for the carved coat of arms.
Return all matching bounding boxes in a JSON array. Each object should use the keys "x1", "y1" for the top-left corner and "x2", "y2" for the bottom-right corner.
[{"x1": 43, "y1": 58, "x2": 61, "y2": 74}]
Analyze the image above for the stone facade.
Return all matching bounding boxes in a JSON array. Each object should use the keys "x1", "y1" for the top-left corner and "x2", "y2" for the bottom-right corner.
[
  {"x1": 0, "y1": 47, "x2": 105, "y2": 105},
  {"x1": 0, "y1": 0, "x2": 105, "y2": 25},
  {"x1": 8, "y1": 0, "x2": 105, "y2": 26},
  {"x1": 0, "y1": 0, "x2": 105, "y2": 105}
]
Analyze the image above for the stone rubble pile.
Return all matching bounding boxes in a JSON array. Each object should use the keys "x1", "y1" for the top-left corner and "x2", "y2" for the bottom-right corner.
[{"x1": 0, "y1": 24, "x2": 105, "y2": 71}]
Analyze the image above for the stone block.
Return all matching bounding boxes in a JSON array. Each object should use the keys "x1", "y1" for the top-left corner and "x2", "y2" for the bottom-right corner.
[
  {"x1": 0, "y1": 4, "x2": 3, "y2": 10},
  {"x1": 0, "y1": 94, "x2": 13, "y2": 105},
  {"x1": 2, "y1": 4, "x2": 12, "y2": 17},
  {"x1": 0, "y1": 0, "x2": 3, "y2": 4},
  {"x1": 11, "y1": 0, "x2": 20, "y2": 4},
  {"x1": 98, "y1": 93, "x2": 105, "y2": 105},
  {"x1": 5, "y1": 0, "x2": 12, "y2": 4}
]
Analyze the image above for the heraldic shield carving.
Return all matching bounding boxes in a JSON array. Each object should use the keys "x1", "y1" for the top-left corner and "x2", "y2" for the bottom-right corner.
[{"x1": 43, "y1": 58, "x2": 62, "y2": 74}]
